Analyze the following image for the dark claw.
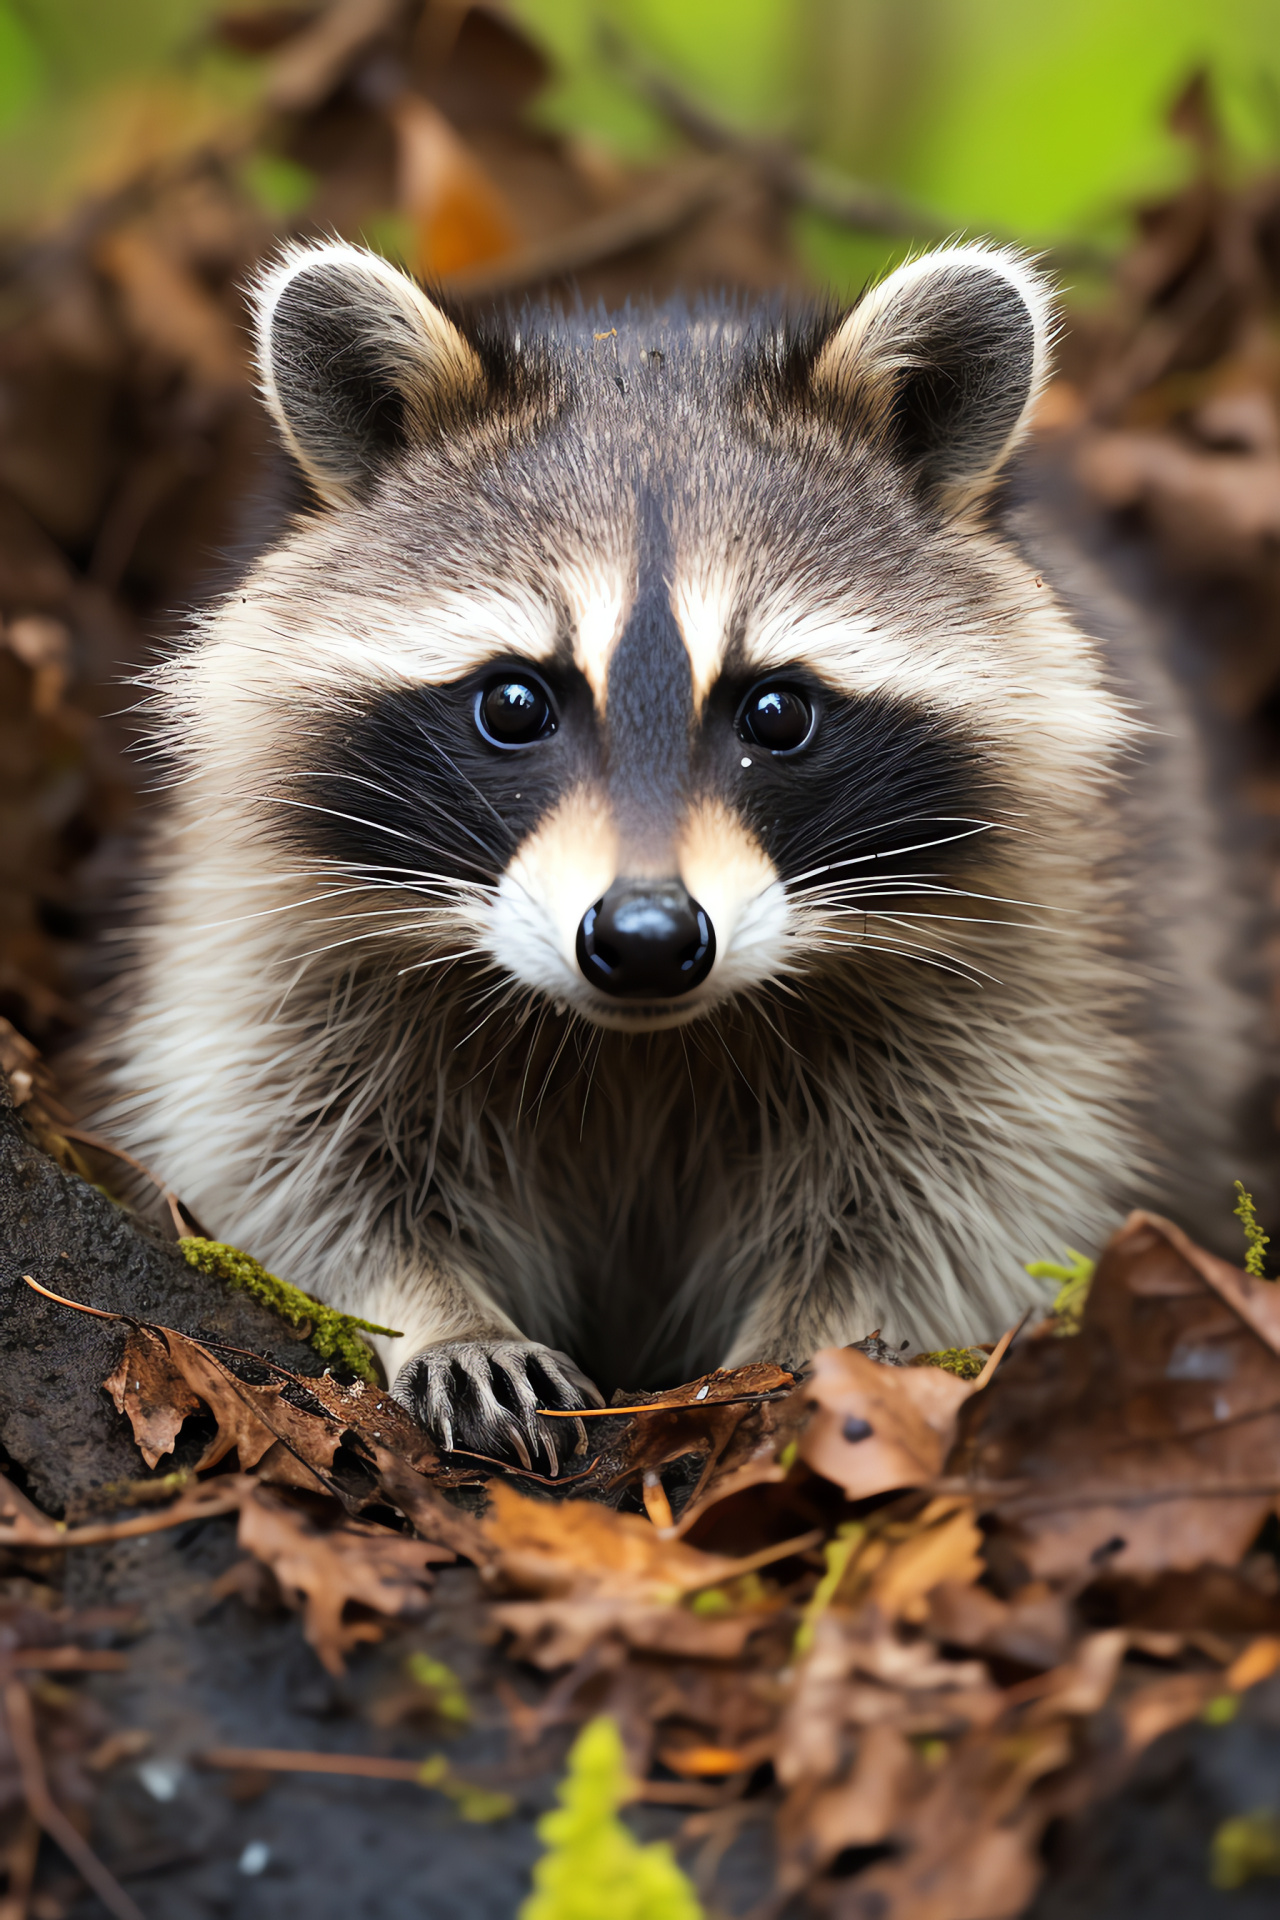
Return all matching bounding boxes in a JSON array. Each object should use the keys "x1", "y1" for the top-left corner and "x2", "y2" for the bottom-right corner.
[{"x1": 391, "y1": 1339, "x2": 604, "y2": 1474}]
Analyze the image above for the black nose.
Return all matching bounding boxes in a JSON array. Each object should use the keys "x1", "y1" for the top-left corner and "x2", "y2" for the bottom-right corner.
[{"x1": 576, "y1": 879, "x2": 715, "y2": 999}]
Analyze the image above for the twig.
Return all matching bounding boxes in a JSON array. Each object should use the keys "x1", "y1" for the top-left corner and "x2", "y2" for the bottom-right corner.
[
  {"x1": 605, "y1": 32, "x2": 1113, "y2": 275},
  {"x1": 971, "y1": 1311, "x2": 1029, "y2": 1391},
  {"x1": 689, "y1": 1528, "x2": 824, "y2": 1589},
  {"x1": 934, "y1": 1477, "x2": 1280, "y2": 1510},
  {"x1": 264, "y1": 0, "x2": 402, "y2": 115},
  {"x1": 538, "y1": 1388, "x2": 793, "y2": 1417},
  {"x1": 7, "y1": 1649, "x2": 128, "y2": 1672},
  {"x1": 2, "y1": 1677, "x2": 146, "y2": 1920},
  {"x1": 199, "y1": 1745, "x2": 733, "y2": 1807},
  {"x1": 201, "y1": 1745, "x2": 437, "y2": 1782},
  {"x1": 632, "y1": 1778, "x2": 746, "y2": 1807},
  {"x1": 643, "y1": 1470, "x2": 675, "y2": 1529},
  {"x1": 0, "y1": 1473, "x2": 251, "y2": 1549},
  {"x1": 23, "y1": 1274, "x2": 121, "y2": 1319},
  {"x1": 601, "y1": 32, "x2": 941, "y2": 240}
]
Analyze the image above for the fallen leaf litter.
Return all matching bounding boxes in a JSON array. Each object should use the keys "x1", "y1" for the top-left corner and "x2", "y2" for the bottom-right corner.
[{"x1": 8, "y1": 1204, "x2": 1280, "y2": 1912}]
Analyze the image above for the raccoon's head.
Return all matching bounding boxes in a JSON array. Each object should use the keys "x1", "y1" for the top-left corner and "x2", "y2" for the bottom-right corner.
[{"x1": 221, "y1": 238, "x2": 1108, "y2": 1035}]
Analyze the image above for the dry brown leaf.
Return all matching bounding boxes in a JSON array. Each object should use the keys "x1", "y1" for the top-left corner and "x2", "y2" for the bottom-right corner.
[
  {"x1": 927, "y1": 1579, "x2": 1073, "y2": 1671},
  {"x1": 236, "y1": 1484, "x2": 454, "y2": 1675},
  {"x1": 150, "y1": 1328, "x2": 344, "y2": 1484},
  {"x1": 103, "y1": 1328, "x2": 202, "y2": 1470},
  {"x1": 370, "y1": 1444, "x2": 495, "y2": 1562},
  {"x1": 777, "y1": 1721, "x2": 922, "y2": 1887},
  {"x1": 860, "y1": 1499, "x2": 985, "y2": 1624},
  {"x1": 950, "y1": 1211, "x2": 1280, "y2": 1578},
  {"x1": 489, "y1": 1597, "x2": 772, "y2": 1668},
  {"x1": 1118, "y1": 1670, "x2": 1221, "y2": 1754},
  {"x1": 392, "y1": 94, "x2": 519, "y2": 277},
  {"x1": 299, "y1": 1374, "x2": 455, "y2": 1482},
  {"x1": 833, "y1": 1791, "x2": 1049, "y2": 1920},
  {"x1": 776, "y1": 1608, "x2": 1001, "y2": 1798},
  {"x1": 1022, "y1": 1629, "x2": 1128, "y2": 1722},
  {"x1": 481, "y1": 1481, "x2": 744, "y2": 1600},
  {"x1": 558, "y1": 1362, "x2": 797, "y2": 1524},
  {"x1": 799, "y1": 1344, "x2": 977, "y2": 1498},
  {"x1": 820, "y1": 1637, "x2": 1133, "y2": 1919},
  {"x1": 1226, "y1": 1635, "x2": 1280, "y2": 1689},
  {"x1": 99, "y1": 1324, "x2": 399, "y2": 1492}
]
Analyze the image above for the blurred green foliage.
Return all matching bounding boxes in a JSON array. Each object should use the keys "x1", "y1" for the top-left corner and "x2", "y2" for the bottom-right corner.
[
  {"x1": 511, "y1": 0, "x2": 1280, "y2": 287},
  {"x1": 0, "y1": 0, "x2": 259, "y2": 227},
  {"x1": 1, "y1": 0, "x2": 1278, "y2": 291}
]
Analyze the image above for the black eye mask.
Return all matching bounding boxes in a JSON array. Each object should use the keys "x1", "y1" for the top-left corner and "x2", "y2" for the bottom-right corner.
[
  {"x1": 288, "y1": 663, "x2": 597, "y2": 891},
  {"x1": 695, "y1": 671, "x2": 993, "y2": 898}
]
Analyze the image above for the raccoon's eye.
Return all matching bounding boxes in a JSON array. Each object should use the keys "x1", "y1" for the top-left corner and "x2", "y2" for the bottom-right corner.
[
  {"x1": 476, "y1": 674, "x2": 556, "y2": 748},
  {"x1": 738, "y1": 684, "x2": 815, "y2": 755}
]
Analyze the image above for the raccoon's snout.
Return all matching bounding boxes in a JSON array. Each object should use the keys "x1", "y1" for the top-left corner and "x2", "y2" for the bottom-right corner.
[{"x1": 576, "y1": 879, "x2": 715, "y2": 999}]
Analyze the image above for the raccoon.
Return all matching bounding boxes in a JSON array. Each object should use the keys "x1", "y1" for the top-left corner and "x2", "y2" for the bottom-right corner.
[{"x1": 91, "y1": 237, "x2": 1262, "y2": 1468}]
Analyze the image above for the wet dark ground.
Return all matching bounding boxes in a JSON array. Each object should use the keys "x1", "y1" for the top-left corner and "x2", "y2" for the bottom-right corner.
[
  {"x1": 52, "y1": 1519, "x2": 775, "y2": 1920},
  {"x1": 42, "y1": 1509, "x2": 1280, "y2": 1920},
  {"x1": 1026, "y1": 1675, "x2": 1280, "y2": 1920}
]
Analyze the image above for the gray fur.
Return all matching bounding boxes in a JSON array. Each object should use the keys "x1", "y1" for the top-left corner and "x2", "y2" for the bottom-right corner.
[{"x1": 84, "y1": 242, "x2": 1267, "y2": 1464}]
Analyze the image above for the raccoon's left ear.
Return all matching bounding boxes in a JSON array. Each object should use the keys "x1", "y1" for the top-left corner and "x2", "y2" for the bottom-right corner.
[
  {"x1": 813, "y1": 243, "x2": 1054, "y2": 512},
  {"x1": 250, "y1": 240, "x2": 484, "y2": 506}
]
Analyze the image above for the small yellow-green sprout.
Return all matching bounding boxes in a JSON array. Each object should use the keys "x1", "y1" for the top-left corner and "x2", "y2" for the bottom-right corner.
[
  {"x1": 520, "y1": 1716, "x2": 703, "y2": 1920},
  {"x1": 1234, "y1": 1182, "x2": 1271, "y2": 1279},
  {"x1": 1025, "y1": 1247, "x2": 1095, "y2": 1330}
]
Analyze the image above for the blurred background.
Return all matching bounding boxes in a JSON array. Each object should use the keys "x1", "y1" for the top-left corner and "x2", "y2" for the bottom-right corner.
[{"x1": 4, "y1": 0, "x2": 1280, "y2": 1066}]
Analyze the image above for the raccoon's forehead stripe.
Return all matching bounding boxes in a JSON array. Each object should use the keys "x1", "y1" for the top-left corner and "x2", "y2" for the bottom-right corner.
[{"x1": 604, "y1": 500, "x2": 693, "y2": 846}]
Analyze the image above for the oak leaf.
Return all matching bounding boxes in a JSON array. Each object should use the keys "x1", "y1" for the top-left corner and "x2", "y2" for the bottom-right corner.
[
  {"x1": 236, "y1": 1484, "x2": 454, "y2": 1675},
  {"x1": 103, "y1": 1330, "x2": 204, "y2": 1470}
]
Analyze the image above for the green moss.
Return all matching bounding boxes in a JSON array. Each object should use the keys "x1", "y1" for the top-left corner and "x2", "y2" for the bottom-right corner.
[
  {"x1": 1210, "y1": 1808, "x2": 1280, "y2": 1889},
  {"x1": 912, "y1": 1347, "x2": 987, "y2": 1379},
  {"x1": 1234, "y1": 1182, "x2": 1272, "y2": 1279},
  {"x1": 178, "y1": 1238, "x2": 401, "y2": 1384},
  {"x1": 520, "y1": 1717, "x2": 703, "y2": 1920},
  {"x1": 405, "y1": 1653, "x2": 471, "y2": 1727},
  {"x1": 416, "y1": 1752, "x2": 514, "y2": 1824}
]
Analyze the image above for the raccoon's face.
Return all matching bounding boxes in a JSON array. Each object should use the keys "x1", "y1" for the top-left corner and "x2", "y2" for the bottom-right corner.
[{"x1": 229, "y1": 240, "x2": 1094, "y2": 1033}]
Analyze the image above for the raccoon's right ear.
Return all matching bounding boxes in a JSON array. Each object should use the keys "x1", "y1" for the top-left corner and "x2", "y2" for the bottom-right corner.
[
  {"x1": 812, "y1": 243, "x2": 1054, "y2": 513},
  {"x1": 250, "y1": 241, "x2": 484, "y2": 506}
]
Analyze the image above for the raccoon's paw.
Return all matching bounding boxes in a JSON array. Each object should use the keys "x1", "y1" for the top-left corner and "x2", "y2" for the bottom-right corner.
[{"x1": 391, "y1": 1340, "x2": 604, "y2": 1475}]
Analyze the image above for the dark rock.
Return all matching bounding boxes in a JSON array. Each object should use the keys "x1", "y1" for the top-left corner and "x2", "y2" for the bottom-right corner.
[{"x1": 0, "y1": 1074, "x2": 323, "y2": 1513}]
